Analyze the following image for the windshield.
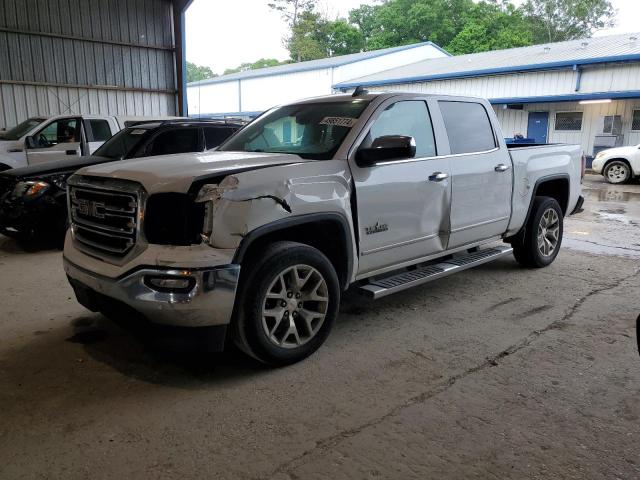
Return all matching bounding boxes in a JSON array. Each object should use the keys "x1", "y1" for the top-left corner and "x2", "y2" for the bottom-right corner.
[
  {"x1": 3, "y1": 118, "x2": 46, "y2": 141},
  {"x1": 93, "y1": 127, "x2": 149, "y2": 159},
  {"x1": 219, "y1": 100, "x2": 370, "y2": 160}
]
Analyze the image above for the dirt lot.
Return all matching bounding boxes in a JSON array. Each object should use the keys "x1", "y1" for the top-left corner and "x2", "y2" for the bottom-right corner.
[{"x1": 1, "y1": 174, "x2": 639, "y2": 479}]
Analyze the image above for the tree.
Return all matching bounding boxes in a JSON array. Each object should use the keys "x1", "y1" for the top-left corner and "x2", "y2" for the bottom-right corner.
[
  {"x1": 446, "y1": 1, "x2": 533, "y2": 54},
  {"x1": 325, "y1": 19, "x2": 364, "y2": 56},
  {"x1": 287, "y1": 10, "x2": 329, "y2": 61},
  {"x1": 348, "y1": 4, "x2": 380, "y2": 49},
  {"x1": 523, "y1": 0, "x2": 616, "y2": 43},
  {"x1": 269, "y1": 0, "x2": 317, "y2": 61},
  {"x1": 186, "y1": 62, "x2": 217, "y2": 82},
  {"x1": 223, "y1": 58, "x2": 288, "y2": 75}
]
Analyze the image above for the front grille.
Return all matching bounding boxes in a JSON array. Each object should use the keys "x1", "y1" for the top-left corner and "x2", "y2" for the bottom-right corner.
[{"x1": 69, "y1": 184, "x2": 139, "y2": 256}]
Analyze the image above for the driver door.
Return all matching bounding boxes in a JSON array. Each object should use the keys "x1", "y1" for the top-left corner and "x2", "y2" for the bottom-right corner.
[
  {"x1": 349, "y1": 99, "x2": 452, "y2": 276},
  {"x1": 26, "y1": 117, "x2": 82, "y2": 165}
]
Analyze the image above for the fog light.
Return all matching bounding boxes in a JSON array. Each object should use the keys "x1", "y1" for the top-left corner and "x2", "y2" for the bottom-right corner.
[{"x1": 145, "y1": 275, "x2": 196, "y2": 293}]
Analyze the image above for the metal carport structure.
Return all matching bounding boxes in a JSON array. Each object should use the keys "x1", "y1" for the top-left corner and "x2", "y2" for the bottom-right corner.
[{"x1": 0, "y1": 0, "x2": 192, "y2": 130}]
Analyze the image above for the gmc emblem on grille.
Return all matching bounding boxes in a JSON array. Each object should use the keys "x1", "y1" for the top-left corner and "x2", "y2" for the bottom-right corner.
[{"x1": 76, "y1": 199, "x2": 106, "y2": 219}]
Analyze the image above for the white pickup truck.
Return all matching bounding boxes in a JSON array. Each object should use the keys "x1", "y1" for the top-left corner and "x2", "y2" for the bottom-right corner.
[
  {"x1": 63, "y1": 92, "x2": 585, "y2": 365},
  {"x1": 0, "y1": 115, "x2": 179, "y2": 170}
]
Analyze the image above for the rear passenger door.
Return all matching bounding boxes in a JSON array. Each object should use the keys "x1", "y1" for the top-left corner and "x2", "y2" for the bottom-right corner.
[{"x1": 439, "y1": 101, "x2": 512, "y2": 248}]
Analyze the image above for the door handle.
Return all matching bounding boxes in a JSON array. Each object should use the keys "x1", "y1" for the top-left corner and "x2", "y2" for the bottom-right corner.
[
  {"x1": 494, "y1": 164, "x2": 510, "y2": 172},
  {"x1": 65, "y1": 149, "x2": 77, "y2": 155},
  {"x1": 428, "y1": 172, "x2": 449, "y2": 182}
]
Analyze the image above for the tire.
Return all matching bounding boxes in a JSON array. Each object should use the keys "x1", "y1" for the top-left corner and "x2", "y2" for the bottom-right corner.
[
  {"x1": 604, "y1": 160, "x2": 631, "y2": 184},
  {"x1": 234, "y1": 241, "x2": 340, "y2": 366},
  {"x1": 513, "y1": 196, "x2": 563, "y2": 268}
]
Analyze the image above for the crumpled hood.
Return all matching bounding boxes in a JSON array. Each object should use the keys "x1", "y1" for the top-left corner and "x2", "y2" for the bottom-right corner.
[{"x1": 74, "y1": 150, "x2": 312, "y2": 194}]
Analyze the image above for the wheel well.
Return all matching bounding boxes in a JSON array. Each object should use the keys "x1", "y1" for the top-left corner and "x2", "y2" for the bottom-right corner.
[
  {"x1": 603, "y1": 158, "x2": 632, "y2": 171},
  {"x1": 534, "y1": 178, "x2": 569, "y2": 215},
  {"x1": 236, "y1": 218, "x2": 352, "y2": 289}
]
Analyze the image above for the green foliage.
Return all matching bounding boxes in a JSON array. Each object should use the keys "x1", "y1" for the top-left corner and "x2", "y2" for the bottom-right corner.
[
  {"x1": 186, "y1": 61, "x2": 217, "y2": 83},
  {"x1": 267, "y1": 0, "x2": 617, "y2": 63},
  {"x1": 447, "y1": 2, "x2": 533, "y2": 54},
  {"x1": 223, "y1": 58, "x2": 288, "y2": 75},
  {"x1": 523, "y1": 0, "x2": 616, "y2": 43}
]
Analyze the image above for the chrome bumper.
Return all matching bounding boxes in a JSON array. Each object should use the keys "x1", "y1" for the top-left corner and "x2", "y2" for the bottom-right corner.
[{"x1": 64, "y1": 258, "x2": 240, "y2": 328}]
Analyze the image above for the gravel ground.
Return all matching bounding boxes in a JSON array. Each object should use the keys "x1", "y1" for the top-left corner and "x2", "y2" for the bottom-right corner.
[{"x1": 0, "y1": 174, "x2": 638, "y2": 479}]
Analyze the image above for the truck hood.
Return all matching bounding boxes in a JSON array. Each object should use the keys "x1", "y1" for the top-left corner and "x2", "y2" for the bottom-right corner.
[
  {"x1": 74, "y1": 150, "x2": 312, "y2": 194},
  {"x1": 598, "y1": 145, "x2": 638, "y2": 157},
  {"x1": 0, "y1": 139, "x2": 22, "y2": 153},
  {"x1": 2, "y1": 155, "x2": 111, "y2": 179}
]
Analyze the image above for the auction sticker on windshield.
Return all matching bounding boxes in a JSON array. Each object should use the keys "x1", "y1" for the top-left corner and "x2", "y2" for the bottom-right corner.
[{"x1": 319, "y1": 117, "x2": 359, "y2": 127}]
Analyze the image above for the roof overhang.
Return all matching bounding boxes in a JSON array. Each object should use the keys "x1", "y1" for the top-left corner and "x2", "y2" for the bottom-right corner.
[
  {"x1": 490, "y1": 90, "x2": 640, "y2": 105},
  {"x1": 334, "y1": 54, "x2": 640, "y2": 90}
]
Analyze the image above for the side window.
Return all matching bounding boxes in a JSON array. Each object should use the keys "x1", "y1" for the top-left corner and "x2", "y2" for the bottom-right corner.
[
  {"x1": 35, "y1": 118, "x2": 79, "y2": 148},
  {"x1": 88, "y1": 119, "x2": 112, "y2": 142},
  {"x1": 364, "y1": 100, "x2": 436, "y2": 157},
  {"x1": 146, "y1": 128, "x2": 200, "y2": 156},
  {"x1": 439, "y1": 101, "x2": 497, "y2": 154},
  {"x1": 204, "y1": 127, "x2": 235, "y2": 149}
]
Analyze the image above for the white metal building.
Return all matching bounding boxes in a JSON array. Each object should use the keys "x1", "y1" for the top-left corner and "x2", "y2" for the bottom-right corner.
[
  {"x1": 335, "y1": 33, "x2": 640, "y2": 160},
  {"x1": 186, "y1": 42, "x2": 449, "y2": 118}
]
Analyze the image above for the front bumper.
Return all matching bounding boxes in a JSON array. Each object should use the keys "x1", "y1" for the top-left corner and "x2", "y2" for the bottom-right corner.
[
  {"x1": 64, "y1": 257, "x2": 240, "y2": 328},
  {"x1": 0, "y1": 195, "x2": 64, "y2": 239}
]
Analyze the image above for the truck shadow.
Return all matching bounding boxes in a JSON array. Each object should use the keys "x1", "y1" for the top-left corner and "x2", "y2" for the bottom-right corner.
[
  {"x1": 66, "y1": 313, "x2": 268, "y2": 387},
  {"x1": 0, "y1": 233, "x2": 61, "y2": 254}
]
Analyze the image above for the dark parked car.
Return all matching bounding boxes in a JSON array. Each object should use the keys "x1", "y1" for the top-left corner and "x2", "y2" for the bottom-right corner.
[{"x1": 0, "y1": 120, "x2": 244, "y2": 244}]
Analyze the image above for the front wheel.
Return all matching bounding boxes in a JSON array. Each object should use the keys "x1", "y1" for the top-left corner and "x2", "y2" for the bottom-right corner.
[
  {"x1": 513, "y1": 196, "x2": 563, "y2": 268},
  {"x1": 234, "y1": 241, "x2": 340, "y2": 366},
  {"x1": 604, "y1": 160, "x2": 631, "y2": 184}
]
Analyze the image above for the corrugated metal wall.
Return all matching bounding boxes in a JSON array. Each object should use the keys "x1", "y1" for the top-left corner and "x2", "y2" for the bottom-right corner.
[{"x1": 0, "y1": 0, "x2": 178, "y2": 130}]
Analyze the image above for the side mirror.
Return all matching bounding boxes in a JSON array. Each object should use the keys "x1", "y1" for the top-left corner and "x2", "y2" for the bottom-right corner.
[
  {"x1": 24, "y1": 135, "x2": 36, "y2": 149},
  {"x1": 356, "y1": 135, "x2": 416, "y2": 167}
]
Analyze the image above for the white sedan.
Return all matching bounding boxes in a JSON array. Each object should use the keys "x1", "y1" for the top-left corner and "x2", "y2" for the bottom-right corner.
[{"x1": 591, "y1": 145, "x2": 640, "y2": 184}]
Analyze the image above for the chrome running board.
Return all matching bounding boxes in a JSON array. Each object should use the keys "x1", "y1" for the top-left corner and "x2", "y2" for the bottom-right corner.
[{"x1": 357, "y1": 245, "x2": 514, "y2": 299}]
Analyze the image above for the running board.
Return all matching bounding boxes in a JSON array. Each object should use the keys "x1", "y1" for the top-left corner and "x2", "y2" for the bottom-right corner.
[{"x1": 358, "y1": 245, "x2": 514, "y2": 299}]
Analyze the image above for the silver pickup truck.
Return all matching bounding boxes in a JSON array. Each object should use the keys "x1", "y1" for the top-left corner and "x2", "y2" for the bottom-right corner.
[{"x1": 63, "y1": 92, "x2": 585, "y2": 365}]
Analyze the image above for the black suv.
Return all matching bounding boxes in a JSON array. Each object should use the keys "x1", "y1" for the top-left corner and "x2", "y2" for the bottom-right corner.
[{"x1": 0, "y1": 120, "x2": 244, "y2": 245}]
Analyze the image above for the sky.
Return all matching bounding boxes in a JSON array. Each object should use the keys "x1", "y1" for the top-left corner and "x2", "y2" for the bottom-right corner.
[{"x1": 185, "y1": 0, "x2": 640, "y2": 75}]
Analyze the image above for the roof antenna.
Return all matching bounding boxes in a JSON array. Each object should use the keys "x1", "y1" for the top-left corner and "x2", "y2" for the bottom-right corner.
[{"x1": 352, "y1": 85, "x2": 368, "y2": 97}]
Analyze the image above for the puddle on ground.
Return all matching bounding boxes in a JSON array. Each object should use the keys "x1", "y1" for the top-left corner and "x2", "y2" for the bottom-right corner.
[{"x1": 582, "y1": 187, "x2": 640, "y2": 203}]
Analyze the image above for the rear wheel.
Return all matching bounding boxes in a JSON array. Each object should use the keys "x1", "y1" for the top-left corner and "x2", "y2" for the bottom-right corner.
[
  {"x1": 513, "y1": 196, "x2": 563, "y2": 268},
  {"x1": 234, "y1": 241, "x2": 340, "y2": 366},
  {"x1": 604, "y1": 160, "x2": 631, "y2": 184}
]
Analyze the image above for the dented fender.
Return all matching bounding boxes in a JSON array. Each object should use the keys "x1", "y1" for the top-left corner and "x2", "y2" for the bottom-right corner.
[{"x1": 196, "y1": 160, "x2": 358, "y2": 276}]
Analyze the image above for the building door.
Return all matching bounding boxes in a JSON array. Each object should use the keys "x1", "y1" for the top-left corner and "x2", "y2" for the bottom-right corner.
[{"x1": 527, "y1": 111, "x2": 549, "y2": 143}]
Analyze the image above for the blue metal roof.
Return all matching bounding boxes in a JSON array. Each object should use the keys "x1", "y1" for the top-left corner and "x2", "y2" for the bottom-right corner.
[
  {"x1": 334, "y1": 33, "x2": 640, "y2": 89},
  {"x1": 187, "y1": 41, "x2": 450, "y2": 87},
  {"x1": 490, "y1": 90, "x2": 640, "y2": 105}
]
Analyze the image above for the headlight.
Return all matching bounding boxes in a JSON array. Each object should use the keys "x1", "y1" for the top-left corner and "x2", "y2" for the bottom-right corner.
[
  {"x1": 595, "y1": 151, "x2": 606, "y2": 159},
  {"x1": 12, "y1": 180, "x2": 50, "y2": 198}
]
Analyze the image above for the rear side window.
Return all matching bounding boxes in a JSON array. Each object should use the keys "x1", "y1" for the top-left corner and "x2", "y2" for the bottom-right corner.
[
  {"x1": 147, "y1": 128, "x2": 201, "y2": 156},
  {"x1": 204, "y1": 126, "x2": 236, "y2": 149},
  {"x1": 88, "y1": 119, "x2": 112, "y2": 142},
  {"x1": 439, "y1": 101, "x2": 496, "y2": 154},
  {"x1": 364, "y1": 100, "x2": 436, "y2": 157}
]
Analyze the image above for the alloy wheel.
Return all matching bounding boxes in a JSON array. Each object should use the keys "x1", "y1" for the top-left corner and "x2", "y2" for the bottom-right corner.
[
  {"x1": 537, "y1": 208, "x2": 560, "y2": 257},
  {"x1": 261, "y1": 264, "x2": 329, "y2": 349}
]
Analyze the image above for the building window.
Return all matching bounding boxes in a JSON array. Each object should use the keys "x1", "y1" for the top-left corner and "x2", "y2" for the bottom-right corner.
[
  {"x1": 555, "y1": 112, "x2": 583, "y2": 131},
  {"x1": 632, "y1": 110, "x2": 640, "y2": 131}
]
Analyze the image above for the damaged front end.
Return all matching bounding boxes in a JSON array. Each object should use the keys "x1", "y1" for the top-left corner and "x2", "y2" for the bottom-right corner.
[{"x1": 193, "y1": 174, "x2": 294, "y2": 250}]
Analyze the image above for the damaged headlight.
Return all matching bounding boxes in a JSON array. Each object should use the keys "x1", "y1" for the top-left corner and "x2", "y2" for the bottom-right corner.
[
  {"x1": 12, "y1": 174, "x2": 70, "y2": 199},
  {"x1": 12, "y1": 180, "x2": 50, "y2": 198},
  {"x1": 195, "y1": 176, "x2": 239, "y2": 241}
]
